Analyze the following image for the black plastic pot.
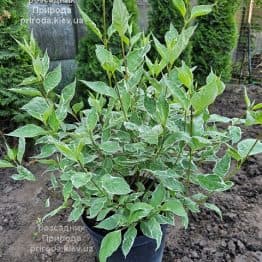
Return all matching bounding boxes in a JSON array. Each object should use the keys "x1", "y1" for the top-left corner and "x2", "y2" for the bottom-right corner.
[{"x1": 82, "y1": 215, "x2": 167, "y2": 262}]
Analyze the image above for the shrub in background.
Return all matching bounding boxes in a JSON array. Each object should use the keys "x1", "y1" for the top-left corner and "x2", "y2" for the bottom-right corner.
[
  {"x1": 191, "y1": 0, "x2": 241, "y2": 84},
  {"x1": 147, "y1": 0, "x2": 192, "y2": 64},
  {"x1": 76, "y1": 0, "x2": 139, "y2": 84},
  {"x1": 0, "y1": 0, "x2": 32, "y2": 128}
]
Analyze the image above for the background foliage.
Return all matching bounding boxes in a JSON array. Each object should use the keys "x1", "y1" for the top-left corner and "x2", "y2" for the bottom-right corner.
[
  {"x1": 147, "y1": 0, "x2": 192, "y2": 64},
  {"x1": 0, "y1": 0, "x2": 31, "y2": 127},
  {"x1": 77, "y1": 0, "x2": 139, "y2": 84},
  {"x1": 191, "y1": 0, "x2": 241, "y2": 84}
]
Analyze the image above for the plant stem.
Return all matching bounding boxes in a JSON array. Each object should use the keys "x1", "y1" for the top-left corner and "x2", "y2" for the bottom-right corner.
[
  {"x1": 120, "y1": 38, "x2": 129, "y2": 79},
  {"x1": 102, "y1": 0, "x2": 107, "y2": 48},
  {"x1": 225, "y1": 138, "x2": 259, "y2": 181}
]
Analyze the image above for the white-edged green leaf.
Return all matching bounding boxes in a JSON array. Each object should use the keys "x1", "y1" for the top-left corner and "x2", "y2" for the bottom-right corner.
[
  {"x1": 12, "y1": 166, "x2": 36, "y2": 181},
  {"x1": 68, "y1": 206, "x2": 84, "y2": 222},
  {"x1": 204, "y1": 203, "x2": 222, "y2": 219},
  {"x1": 9, "y1": 88, "x2": 42, "y2": 97},
  {"x1": 112, "y1": 0, "x2": 129, "y2": 37},
  {"x1": 77, "y1": 4, "x2": 103, "y2": 40},
  {"x1": 140, "y1": 218, "x2": 162, "y2": 250},
  {"x1": 88, "y1": 197, "x2": 107, "y2": 219},
  {"x1": 229, "y1": 126, "x2": 242, "y2": 144},
  {"x1": 22, "y1": 97, "x2": 50, "y2": 122},
  {"x1": 150, "y1": 183, "x2": 166, "y2": 207},
  {"x1": 237, "y1": 139, "x2": 262, "y2": 158},
  {"x1": 0, "y1": 160, "x2": 14, "y2": 168},
  {"x1": 190, "y1": 5, "x2": 213, "y2": 20},
  {"x1": 43, "y1": 64, "x2": 62, "y2": 94},
  {"x1": 102, "y1": 175, "x2": 131, "y2": 195},
  {"x1": 8, "y1": 124, "x2": 46, "y2": 138},
  {"x1": 162, "y1": 199, "x2": 187, "y2": 217},
  {"x1": 122, "y1": 226, "x2": 137, "y2": 258},
  {"x1": 95, "y1": 214, "x2": 123, "y2": 230},
  {"x1": 81, "y1": 80, "x2": 117, "y2": 99},
  {"x1": 172, "y1": 0, "x2": 186, "y2": 17},
  {"x1": 100, "y1": 141, "x2": 121, "y2": 154},
  {"x1": 71, "y1": 172, "x2": 92, "y2": 189},
  {"x1": 17, "y1": 137, "x2": 26, "y2": 163},
  {"x1": 213, "y1": 153, "x2": 231, "y2": 177},
  {"x1": 99, "y1": 230, "x2": 122, "y2": 262}
]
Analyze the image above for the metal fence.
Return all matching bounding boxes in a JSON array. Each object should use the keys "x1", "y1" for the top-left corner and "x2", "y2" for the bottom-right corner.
[{"x1": 233, "y1": 1, "x2": 262, "y2": 83}]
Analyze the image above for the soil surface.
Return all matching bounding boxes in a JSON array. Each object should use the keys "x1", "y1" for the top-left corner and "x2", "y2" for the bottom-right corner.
[{"x1": 0, "y1": 84, "x2": 261, "y2": 262}]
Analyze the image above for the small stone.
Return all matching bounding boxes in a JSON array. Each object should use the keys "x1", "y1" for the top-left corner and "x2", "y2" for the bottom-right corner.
[
  {"x1": 237, "y1": 240, "x2": 245, "y2": 253},
  {"x1": 221, "y1": 240, "x2": 227, "y2": 247},
  {"x1": 190, "y1": 251, "x2": 199, "y2": 258},
  {"x1": 199, "y1": 239, "x2": 207, "y2": 247},
  {"x1": 228, "y1": 240, "x2": 236, "y2": 255},
  {"x1": 3, "y1": 186, "x2": 13, "y2": 194},
  {"x1": 181, "y1": 256, "x2": 192, "y2": 262},
  {"x1": 0, "y1": 225, "x2": 3, "y2": 231}
]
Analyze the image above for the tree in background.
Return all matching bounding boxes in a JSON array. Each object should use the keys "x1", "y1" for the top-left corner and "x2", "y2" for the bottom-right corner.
[
  {"x1": 77, "y1": 0, "x2": 139, "y2": 84},
  {"x1": 147, "y1": 0, "x2": 192, "y2": 64},
  {"x1": 191, "y1": 0, "x2": 241, "y2": 84},
  {"x1": 0, "y1": 0, "x2": 31, "y2": 128}
]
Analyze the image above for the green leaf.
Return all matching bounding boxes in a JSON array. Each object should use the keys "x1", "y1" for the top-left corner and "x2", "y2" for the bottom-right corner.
[
  {"x1": 88, "y1": 197, "x2": 107, "y2": 219},
  {"x1": 81, "y1": 81, "x2": 117, "y2": 99},
  {"x1": 197, "y1": 174, "x2": 233, "y2": 192},
  {"x1": 172, "y1": 0, "x2": 186, "y2": 17},
  {"x1": 139, "y1": 125, "x2": 163, "y2": 145},
  {"x1": 17, "y1": 138, "x2": 25, "y2": 164},
  {"x1": 229, "y1": 126, "x2": 242, "y2": 144},
  {"x1": 244, "y1": 86, "x2": 251, "y2": 108},
  {"x1": 43, "y1": 64, "x2": 62, "y2": 94},
  {"x1": 177, "y1": 61, "x2": 193, "y2": 89},
  {"x1": 122, "y1": 226, "x2": 137, "y2": 258},
  {"x1": 191, "y1": 77, "x2": 219, "y2": 113},
  {"x1": 190, "y1": 5, "x2": 213, "y2": 20},
  {"x1": 100, "y1": 141, "x2": 121, "y2": 154},
  {"x1": 68, "y1": 206, "x2": 85, "y2": 222},
  {"x1": 237, "y1": 139, "x2": 262, "y2": 158},
  {"x1": 99, "y1": 230, "x2": 122, "y2": 262},
  {"x1": 33, "y1": 144, "x2": 57, "y2": 159},
  {"x1": 85, "y1": 109, "x2": 98, "y2": 131},
  {"x1": 22, "y1": 97, "x2": 50, "y2": 122},
  {"x1": 162, "y1": 199, "x2": 187, "y2": 217},
  {"x1": 54, "y1": 142, "x2": 78, "y2": 162},
  {"x1": 56, "y1": 80, "x2": 76, "y2": 121},
  {"x1": 204, "y1": 203, "x2": 222, "y2": 219},
  {"x1": 112, "y1": 0, "x2": 129, "y2": 37},
  {"x1": 77, "y1": 4, "x2": 103, "y2": 40},
  {"x1": 8, "y1": 125, "x2": 46, "y2": 138},
  {"x1": 127, "y1": 45, "x2": 150, "y2": 71},
  {"x1": 144, "y1": 96, "x2": 156, "y2": 115},
  {"x1": 128, "y1": 202, "x2": 153, "y2": 223},
  {"x1": 213, "y1": 153, "x2": 231, "y2": 177},
  {"x1": 9, "y1": 88, "x2": 42, "y2": 97},
  {"x1": 165, "y1": 76, "x2": 189, "y2": 109},
  {"x1": 72, "y1": 101, "x2": 84, "y2": 114},
  {"x1": 19, "y1": 76, "x2": 40, "y2": 86},
  {"x1": 140, "y1": 218, "x2": 162, "y2": 250},
  {"x1": 42, "y1": 205, "x2": 65, "y2": 221},
  {"x1": 0, "y1": 160, "x2": 14, "y2": 168},
  {"x1": 5, "y1": 143, "x2": 15, "y2": 161},
  {"x1": 12, "y1": 166, "x2": 36, "y2": 181},
  {"x1": 153, "y1": 36, "x2": 169, "y2": 62},
  {"x1": 102, "y1": 175, "x2": 131, "y2": 195},
  {"x1": 157, "y1": 96, "x2": 169, "y2": 126},
  {"x1": 63, "y1": 181, "x2": 73, "y2": 201},
  {"x1": 96, "y1": 214, "x2": 123, "y2": 230},
  {"x1": 150, "y1": 184, "x2": 166, "y2": 207},
  {"x1": 71, "y1": 172, "x2": 91, "y2": 189},
  {"x1": 95, "y1": 45, "x2": 121, "y2": 73}
]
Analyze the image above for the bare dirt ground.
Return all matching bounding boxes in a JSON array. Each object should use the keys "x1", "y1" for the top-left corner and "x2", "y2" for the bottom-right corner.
[{"x1": 0, "y1": 84, "x2": 261, "y2": 262}]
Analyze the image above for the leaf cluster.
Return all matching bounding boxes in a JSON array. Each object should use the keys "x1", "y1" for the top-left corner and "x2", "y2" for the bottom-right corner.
[{"x1": 1, "y1": 0, "x2": 261, "y2": 261}]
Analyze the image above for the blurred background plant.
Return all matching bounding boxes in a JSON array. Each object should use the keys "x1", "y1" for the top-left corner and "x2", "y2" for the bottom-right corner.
[{"x1": 0, "y1": 0, "x2": 34, "y2": 129}]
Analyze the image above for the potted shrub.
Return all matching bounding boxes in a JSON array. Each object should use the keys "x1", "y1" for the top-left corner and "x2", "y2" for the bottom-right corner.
[{"x1": 1, "y1": 0, "x2": 262, "y2": 261}]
